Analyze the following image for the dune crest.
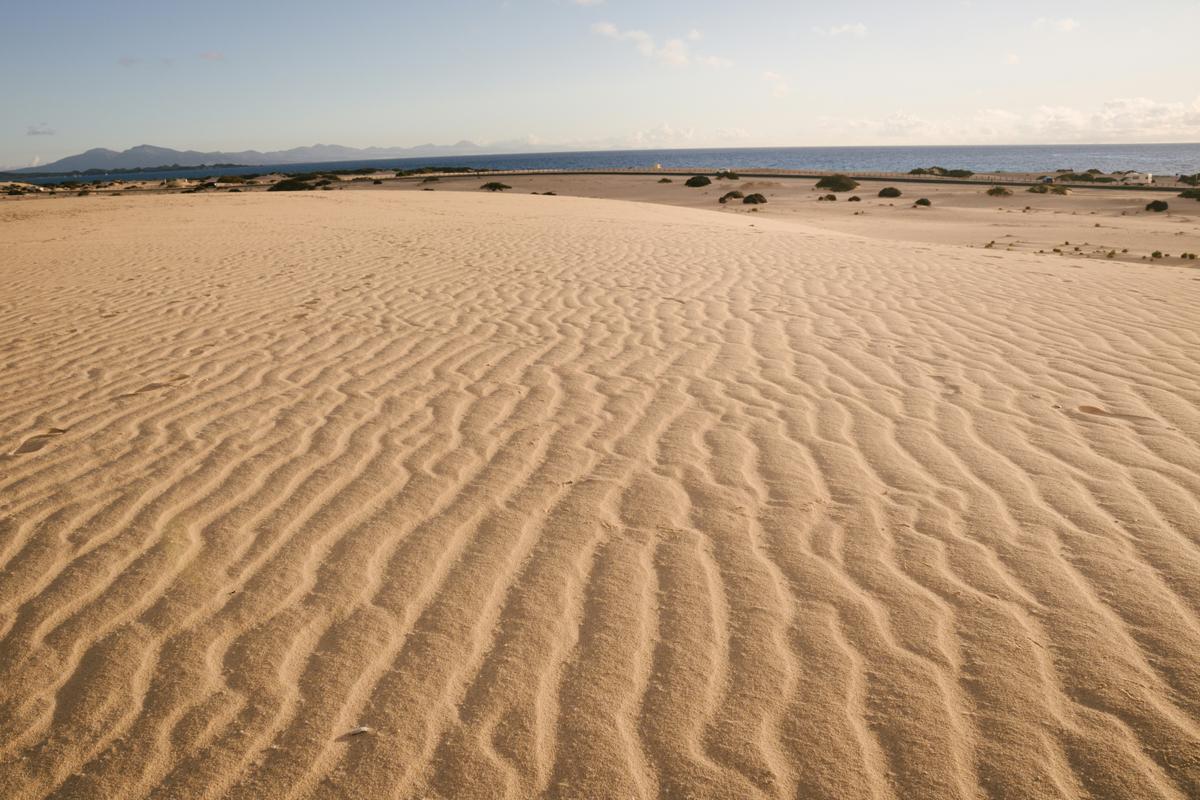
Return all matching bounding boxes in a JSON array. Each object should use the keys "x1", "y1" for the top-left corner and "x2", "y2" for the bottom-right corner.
[{"x1": 1, "y1": 192, "x2": 1198, "y2": 799}]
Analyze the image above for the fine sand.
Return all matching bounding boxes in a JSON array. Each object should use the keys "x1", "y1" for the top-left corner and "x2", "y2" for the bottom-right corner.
[{"x1": 2, "y1": 190, "x2": 1199, "y2": 799}]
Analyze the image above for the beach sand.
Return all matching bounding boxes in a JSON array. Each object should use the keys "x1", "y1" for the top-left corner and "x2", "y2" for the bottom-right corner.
[{"x1": 2, "y1": 190, "x2": 1199, "y2": 799}]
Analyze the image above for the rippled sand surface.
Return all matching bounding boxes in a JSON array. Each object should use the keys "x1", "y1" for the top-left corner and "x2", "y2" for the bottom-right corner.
[{"x1": 2, "y1": 192, "x2": 1199, "y2": 799}]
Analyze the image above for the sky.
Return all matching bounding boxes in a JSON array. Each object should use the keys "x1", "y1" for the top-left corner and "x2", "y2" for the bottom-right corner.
[{"x1": 3, "y1": 0, "x2": 1199, "y2": 167}]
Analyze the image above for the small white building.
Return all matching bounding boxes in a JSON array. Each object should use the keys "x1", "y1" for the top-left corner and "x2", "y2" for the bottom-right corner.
[{"x1": 1122, "y1": 172, "x2": 1152, "y2": 185}]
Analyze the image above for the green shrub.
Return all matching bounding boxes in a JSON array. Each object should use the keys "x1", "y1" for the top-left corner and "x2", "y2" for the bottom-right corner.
[
  {"x1": 685, "y1": 175, "x2": 712, "y2": 188},
  {"x1": 1179, "y1": 173, "x2": 1200, "y2": 186},
  {"x1": 815, "y1": 175, "x2": 858, "y2": 192},
  {"x1": 1145, "y1": 200, "x2": 1168, "y2": 212},
  {"x1": 878, "y1": 187, "x2": 902, "y2": 198},
  {"x1": 718, "y1": 190, "x2": 744, "y2": 204},
  {"x1": 1027, "y1": 184, "x2": 1049, "y2": 194},
  {"x1": 1152, "y1": 251, "x2": 1163, "y2": 258},
  {"x1": 986, "y1": 186, "x2": 1013, "y2": 197},
  {"x1": 217, "y1": 175, "x2": 246, "y2": 184},
  {"x1": 743, "y1": 193, "x2": 767, "y2": 204},
  {"x1": 914, "y1": 198, "x2": 932, "y2": 207},
  {"x1": 716, "y1": 170, "x2": 740, "y2": 180},
  {"x1": 657, "y1": 177, "x2": 673, "y2": 183},
  {"x1": 269, "y1": 178, "x2": 314, "y2": 192},
  {"x1": 1179, "y1": 188, "x2": 1200, "y2": 199},
  {"x1": 1049, "y1": 185, "x2": 1070, "y2": 195},
  {"x1": 480, "y1": 182, "x2": 512, "y2": 191},
  {"x1": 908, "y1": 168, "x2": 930, "y2": 175},
  {"x1": 847, "y1": 196, "x2": 861, "y2": 202},
  {"x1": 818, "y1": 194, "x2": 837, "y2": 201},
  {"x1": 373, "y1": 179, "x2": 382, "y2": 185}
]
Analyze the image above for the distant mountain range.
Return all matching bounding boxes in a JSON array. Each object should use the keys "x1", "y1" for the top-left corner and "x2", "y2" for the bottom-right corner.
[{"x1": 14, "y1": 141, "x2": 559, "y2": 173}]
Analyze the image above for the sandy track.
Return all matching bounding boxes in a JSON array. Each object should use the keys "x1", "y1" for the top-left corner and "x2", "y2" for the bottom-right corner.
[{"x1": 1, "y1": 192, "x2": 1199, "y2": 799}]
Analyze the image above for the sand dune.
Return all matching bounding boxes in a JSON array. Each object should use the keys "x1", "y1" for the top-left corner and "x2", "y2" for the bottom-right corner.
[{"x1": 1, "y1": 191, "x2": 1199, "y2": 799}]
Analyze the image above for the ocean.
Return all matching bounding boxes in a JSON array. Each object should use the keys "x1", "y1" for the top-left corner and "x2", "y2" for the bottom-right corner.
[{"x1": 18, "y1": 143, "x2": 1200, "y2": 185}]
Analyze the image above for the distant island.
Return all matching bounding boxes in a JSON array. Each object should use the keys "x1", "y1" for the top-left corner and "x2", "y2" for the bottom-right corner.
[{"x1": 10, "y1": 141, "x2": 545, "y2": 174}]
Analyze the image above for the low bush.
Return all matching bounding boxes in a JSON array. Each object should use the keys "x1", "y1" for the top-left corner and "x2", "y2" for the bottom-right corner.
[
  {"x1": 480, "y1": 182, "x2": 512, "y2": 192},
  {"x1": 914, "y1": 198, "x2": 932, "y2": 207},
  {"x1": 718, "y1": 190, "x2": 744, "y2": 204},
  {"x1": 421, "y1": 176, "x2": 439, "y2": 183},
  {"x1": 848, "y1": 196, "x2": 861, "y2": 202},
  {"x1": 658, "y1": 177, "x2": 673, "y2": 183},
  {"x1": 373, "y1": 179, "x2": 382, "y2": 185},
  {"x1": 878, "y1": 187, "x2": 902, "y2": 198},
  {"x1": 1179, "y1": 173, "x2": 1200, "y2": 186},
  {"x1": 685, "y1": 175, "x2": 712, "y2": 188},
  {"x1": 743, "y1": 193, "x2": 767, "y2": 204},
  {"x1": 1049, "y1": 185, "x2": 1070, "y2": 195},
  {"x1": 986, "y1": 186, "x2": 1013, "y2": 197},
  {"x1": 268, "y1": 178, "x2": 314, "y2": 192},
  {"x1": 1145, "y1": 200, "x2": 1168, "y2": 212},
  {"x1": 716, "y1": 170, "x2": 740, "y2": 180},
  {"x1": 817, "y1": 194, "x2": 837, "y2": 201},
  {"x1": 815, "y1": 174, "x2": 858, "y2": 192},
  {"x1": 1152, "y1": 250, "x2": 1163, "y2": 258},
  {"x1": 217, "y1": 175, "x2": 246, "y2": 184},
  {"x1": 1178, "y1": 188, "x2": 1200, "y2": 199},
  {"x1": 909, "y1": 167, "x2": 974, "y2": 178},
  {"x1": 1027, "y1": 184, "x2": 1049, "y2": 194},
  {"x1": 228, "y1": 188, "x2": 242, "y2": 192}
]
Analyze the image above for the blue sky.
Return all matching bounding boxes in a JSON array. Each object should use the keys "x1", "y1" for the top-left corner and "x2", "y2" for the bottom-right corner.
[{"x1": 3, "y1": 0, "x2": 1198, "y2": 167}]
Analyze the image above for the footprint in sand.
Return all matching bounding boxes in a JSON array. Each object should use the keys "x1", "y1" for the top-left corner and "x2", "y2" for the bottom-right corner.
[
  {"x1": 12, "y1": 427, "x2": 69, "y2": 455},
  {"x1": 115, "y1": 374, "x2": 190, "y2": 399},
  {"x1": 1076, "y1": 405, "x2": 1154, "y2": 423}
]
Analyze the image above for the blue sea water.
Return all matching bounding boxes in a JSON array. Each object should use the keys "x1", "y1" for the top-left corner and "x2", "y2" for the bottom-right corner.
[{"x1": 21, "y1": 143, "x2": 1200, "y2": 185}]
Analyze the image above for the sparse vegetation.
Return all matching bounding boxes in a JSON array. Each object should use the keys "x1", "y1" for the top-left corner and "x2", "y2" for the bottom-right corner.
[
  {"x1": 986, "y1": 186, "x2": 1013, "y2": 197},
  {"x1": 685, "y1": 175, "x2": 712, "y2": 188},
  {"x1": 743, "y1": 193, "x2": 767, "y2": 204},
  {"x1": 421, "y1": 177, "x2": 439, "y2": 183},
  {"x1": 909, "y1": 167, "x2": 974, "y2": 178},
  {"x1": 658, "y1": 177, "x2": 673, "y2": 183},
  {"x1": 217, "y1": 175, "x2": 246, "y2": 184},
  {"x1": 878, "y1": 187, "x2": 902, "y2": 198},
  {"x1": 718, "y1": 190, "x2": 744, "y2": 204},
  {"x1": 480, "y1": 182, "x2": 512, "y2": 192},
  {"x1": 268, "y1": 178, "x2": 315, "y2": 192},
  {"x1": 716, "y1": 170, "x2": 740, "y2": 180},
  {"x1": 1152, "y1": 251, "x2": 1164, "y2": 258},
  {"x1": 1057, "y1": 172, "x2": 1117, "y2": 183},
  {"x1": 1049, "y1": 185, "x2": 1070, "y2": 195},
  {"x1": 1027, "y1": 184, "x2": 1049, "y2": 194},
  {"x1": 373, "y1": 179, "x2": 382, "y2": 185},
  {"x1": 1145, "y1": 200, "x2": 1168, "y2": 212},
  {"x1": 1179, "y1": 173, "x2": 1200, "y2": 186},
  {"x1": 1179, "y1": 188, "x2": 1200, "y2": 200},
  {"x1": 815, "y1": 175, "x2": 858, "y2": 192},
  {"x1": 847, "y1": 196, "x2": 861, "y2": 202},
  {"x1": 818, "y1": 194, "x2": 837, "y2": 202},
  {"x1": 914, "y1": 198, "x2": 932, "y2": 207}
]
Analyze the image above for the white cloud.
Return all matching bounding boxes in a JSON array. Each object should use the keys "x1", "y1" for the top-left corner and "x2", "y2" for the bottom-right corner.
[
  {"x1": 26, "y1": 123, "x2": 55, "y2": 136},
  {"x1": 592, "y1": 21, "x2": 731, "y2": 68},
  {"x1": 821, "y1": 96, "x2": 1200, "y2": 144},
  {"x1": 1034, "y1": 17, "x2": 1080, "y2": 32},
  {"x1": 761, "y1": 71, "x2": 791, "y2": 98},
  {"x1": 813, "y1": 23, "x2": 867, "y2": 38}
]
